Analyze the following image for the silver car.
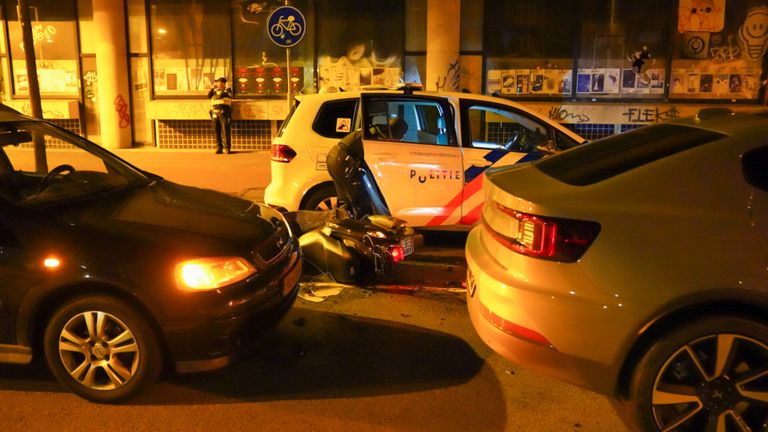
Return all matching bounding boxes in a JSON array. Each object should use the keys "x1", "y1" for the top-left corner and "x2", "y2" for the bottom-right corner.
[{"x1": 465, "y1": 109, "x2": 768, "y2": 431}]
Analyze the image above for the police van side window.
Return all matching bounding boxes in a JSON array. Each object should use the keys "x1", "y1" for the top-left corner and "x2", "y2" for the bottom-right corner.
[
  {"x1": 464, "y1": 103, "x2": 550, "y2": 152},
  {"x1": 312, "y1": 99, "x2": 358, "y2": 139},
  {"x1": 364, "y1": 97, "x2": 451, "y2": 146}
]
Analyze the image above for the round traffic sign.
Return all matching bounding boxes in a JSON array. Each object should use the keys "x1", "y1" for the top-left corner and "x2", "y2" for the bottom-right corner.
[{"x1": 267, "y1": 6, "x2": 306, "y2": 48}]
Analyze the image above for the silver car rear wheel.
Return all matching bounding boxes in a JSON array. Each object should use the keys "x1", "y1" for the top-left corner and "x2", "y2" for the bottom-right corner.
[{"x1": 625, "y1": 316, "x2": 768, "y2": 432}]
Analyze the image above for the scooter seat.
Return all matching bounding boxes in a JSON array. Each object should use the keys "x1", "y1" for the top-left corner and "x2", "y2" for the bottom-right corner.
[{"x1": 367, "y1": 215, "x2": 407, "y2": 231}]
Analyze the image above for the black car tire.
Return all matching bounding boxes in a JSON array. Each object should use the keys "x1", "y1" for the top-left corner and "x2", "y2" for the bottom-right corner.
[
  {"x1": 43, "y1": 295, "x2": 162, "y2": 403},
  {"x1": 303, "y1": 184, "x2": 338, "y2": 211},
  {"x1": 621, "y1": 315, "x2": 768, "y2": 432}
]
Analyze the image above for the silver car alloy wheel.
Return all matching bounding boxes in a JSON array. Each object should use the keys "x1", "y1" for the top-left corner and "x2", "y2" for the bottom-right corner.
[
  {"x1": 650, "y1": 333, "x2": 768, "y2": 431},
  {"x1": 57, "y1": 311, "x2": 140, "y2": 391}
]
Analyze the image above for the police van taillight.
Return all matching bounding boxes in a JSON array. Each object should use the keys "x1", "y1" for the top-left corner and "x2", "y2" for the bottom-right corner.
[
  {"x1": 271, "y1": 144, "x2": 297, "y2": 163},
  {"x1": 484, "y1": 203, "x2": 600, "y2": 263}
]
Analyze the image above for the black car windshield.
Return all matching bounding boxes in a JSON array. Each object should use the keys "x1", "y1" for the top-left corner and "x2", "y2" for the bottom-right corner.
[{"x1": 0, "y1": 120, "x2": 151, "y2": 205}]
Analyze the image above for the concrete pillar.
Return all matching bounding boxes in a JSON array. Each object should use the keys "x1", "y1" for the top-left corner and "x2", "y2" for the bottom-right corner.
[
  {"x1": 93, "y1": 0, "x2": 132, "y2": 148},
  {"x1": 426, "y1": 0, "x2": 461, "y2": 91}
]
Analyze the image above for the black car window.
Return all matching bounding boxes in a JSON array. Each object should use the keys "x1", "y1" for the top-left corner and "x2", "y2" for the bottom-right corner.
[
  {"x1": 312, "y1": 99, "x2": 357, "y2": 139},
  {"x1": 743, "y1": 146, "x2": 768, "y2": 191},
  {"x1": 536, "y1": 124, "x2": 725, "y2": 186},
  {"x1": 0, "y1": 121, "x2": 149, "y2": 205}
]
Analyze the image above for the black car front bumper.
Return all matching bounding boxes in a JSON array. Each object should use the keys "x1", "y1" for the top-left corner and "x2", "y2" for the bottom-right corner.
[{"x1": 166, "y1": 248, "x2": 302, "y2": 374}]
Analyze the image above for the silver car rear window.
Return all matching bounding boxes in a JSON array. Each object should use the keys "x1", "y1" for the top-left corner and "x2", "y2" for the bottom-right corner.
[{"x1": 535, "y1": 124, "x2": 725, "y2": 186}]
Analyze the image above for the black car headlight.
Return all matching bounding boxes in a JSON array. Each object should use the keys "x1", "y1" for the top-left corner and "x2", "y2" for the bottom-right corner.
[{"x1": 175, "y1": 257, "x2": 256, "y2": 291}]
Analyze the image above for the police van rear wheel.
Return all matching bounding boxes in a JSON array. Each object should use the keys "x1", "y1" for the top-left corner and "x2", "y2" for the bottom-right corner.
[{"x1": 304, "y1": 185, "x2": 338, "y2": 211}]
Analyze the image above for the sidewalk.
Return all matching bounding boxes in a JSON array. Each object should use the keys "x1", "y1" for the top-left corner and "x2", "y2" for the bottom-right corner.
[{"x1": 112, "y1": 148, "x2": 271, "y2": 201}]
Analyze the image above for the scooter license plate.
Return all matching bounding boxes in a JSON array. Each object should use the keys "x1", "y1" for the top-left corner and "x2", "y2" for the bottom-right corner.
[{"x1": 400, "y1": 236, "x2": 414, "y2": 256}]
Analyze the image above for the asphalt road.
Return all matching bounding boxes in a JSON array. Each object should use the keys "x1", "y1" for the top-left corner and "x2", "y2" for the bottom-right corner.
[{"x1": 0, "y1": 287, "x2": 627, "y2": 432}]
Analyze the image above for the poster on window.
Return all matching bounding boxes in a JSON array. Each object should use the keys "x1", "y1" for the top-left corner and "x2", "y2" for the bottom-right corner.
[
  {"x1": 515, "y1": 70, "x2": 530, "y2": 94},
  {"x1": 486, "y1": 69, "x2": 502, "y2": 94},
  {"x1": 576, "y1": 69, "x2": 592, "y2": 94},
  {"x1": 621, "y1": 69, "x2": 637, "y2": 94},
  {"x1": 648, "y1": 69, "x2": 665, "y2": 94},
  {"x1": 500, "y1": 70, "x2": 516, "y2": 94},
  {"x1": 678, "y1": 0, "x2": 725, "y2": 33},
  {"x1": 604, "y1": 69, "x2": 621, "y2": 93},
  {"x1": 529, "y1": 69, "x2": 562, "y2": 94},
  {"x1": 687, "y1": 73, "x2": 702, "y2": 93},
  {"x1": 670, "y1": 69, "x2": 687, "y2": 94},
  {"x1": 558, "y1": 70, "x2": 572, "y2": 94}
]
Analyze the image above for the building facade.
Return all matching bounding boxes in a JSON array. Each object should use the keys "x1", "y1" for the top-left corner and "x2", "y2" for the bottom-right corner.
[{"x1": 0, "y1": 0, "x2": 765, "y2": 148}]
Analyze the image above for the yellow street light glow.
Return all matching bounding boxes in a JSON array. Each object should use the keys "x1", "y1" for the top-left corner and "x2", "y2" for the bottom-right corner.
[
  {"x1": 43, "y1": 257, "x2": 61, "y2": 268},
  {"x1": 157, "y1": 28, "x2": 167, "y2": 35}
]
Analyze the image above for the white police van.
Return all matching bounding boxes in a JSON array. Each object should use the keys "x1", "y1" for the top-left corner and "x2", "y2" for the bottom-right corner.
[{"x1": 265, "y1": 87, "x2": 585, "y2": 227}]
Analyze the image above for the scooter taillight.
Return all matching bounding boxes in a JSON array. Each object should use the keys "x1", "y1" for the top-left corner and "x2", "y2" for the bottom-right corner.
[
  {"x1": 388, "y1": 245, "x2": 405, "y2": 263},
  {"x1": 271, "y1": 144, "x2": 297, "y2": 162}
]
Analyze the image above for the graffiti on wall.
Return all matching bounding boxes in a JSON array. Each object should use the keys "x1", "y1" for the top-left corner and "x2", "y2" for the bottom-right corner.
[
  {"x1": 622, "y1": 106, "x2": 680, "y2": 123},
  {"x1": 673, "y1": 3, "x2": 766, "y2": 99},
  {"x1": 738, "y1": 5, "x2": 768, "y2": 60},
  {"x1": 548, "y1": 105, "x2": 591, "y2": 123},
  {"x1": 114, "y1": 95, "x2": 131, "y2": 128},
  {"x1": 435, "y1": 58, "x2": 460, "y2": 92},
  {"x1": 538, "y1": 103, "x2": 683, "y2": 125}
]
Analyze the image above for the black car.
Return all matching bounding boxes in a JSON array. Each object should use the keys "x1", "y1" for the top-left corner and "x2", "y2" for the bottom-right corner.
[{"x1": 0, "y1": 108, "x2": 301, "y2": 402}]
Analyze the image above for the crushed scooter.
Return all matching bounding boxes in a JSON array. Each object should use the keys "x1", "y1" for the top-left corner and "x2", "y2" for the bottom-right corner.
[{"x1": 282, "y1": 136, "x2": 423, "y2": 286}]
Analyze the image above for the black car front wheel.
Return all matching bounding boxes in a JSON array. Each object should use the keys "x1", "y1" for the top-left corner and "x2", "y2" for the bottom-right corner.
[
  {"x1": 43, "y1": 295, "x2": 162, "y2": 403},
  {"x1": 623, "y1": 315, "x2": 768, "y2": 431}
]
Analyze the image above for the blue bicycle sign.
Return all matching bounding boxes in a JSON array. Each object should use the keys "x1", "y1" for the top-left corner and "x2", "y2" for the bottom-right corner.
[{"x1": 267, "y1": 6, "x2": 306, "y2": 48}]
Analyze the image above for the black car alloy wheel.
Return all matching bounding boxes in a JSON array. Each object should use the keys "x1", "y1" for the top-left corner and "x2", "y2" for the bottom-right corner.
[
  {"x1": 43, "y1": 295, "x2": 162, "y2": 403},
  {"x1": 625, "y1": 315, "x2": 768, "y2": 432}
]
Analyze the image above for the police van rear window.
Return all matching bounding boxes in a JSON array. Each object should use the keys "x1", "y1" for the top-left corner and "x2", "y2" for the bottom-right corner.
[
  {"x1": 535, "y1": 124, "x2": 725, "y2": 186},
  {"x1": 312, "y1": 99, "x2": 358, "y2": 139},
  {"x1": 276, "y1": 100, "x2": 300, "y2": 138}
]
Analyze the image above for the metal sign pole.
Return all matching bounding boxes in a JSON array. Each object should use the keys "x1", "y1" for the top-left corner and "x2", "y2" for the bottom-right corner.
[
  {"x1": 286, "y1": 47, "x2": 291, "y2": 111},
  {"x1": 285, "y1": 0, "x2": 290, "y2": 111}
]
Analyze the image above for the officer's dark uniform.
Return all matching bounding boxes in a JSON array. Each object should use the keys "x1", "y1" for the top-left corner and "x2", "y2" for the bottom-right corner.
[
  {"x1": 207, "y1": 77, "x2": 233, "y2": 154},
  {"x1": 327, "y1": 129, "x2": 367, "y2": 217},
  {"x1": 326, "y1": 118, "x2": 408, "y2": 218}
]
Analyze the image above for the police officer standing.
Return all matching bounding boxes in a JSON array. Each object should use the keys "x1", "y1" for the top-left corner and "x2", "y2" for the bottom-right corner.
[{"x1": 208, "y1": 77, "x2": 233, "y2": 154}]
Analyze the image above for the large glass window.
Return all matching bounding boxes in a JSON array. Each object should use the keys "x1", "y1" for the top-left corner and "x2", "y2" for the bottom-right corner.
[
  {"x1": 127, "y1": 0, "x2": 148, "y2": 54},
  {"x1": 231, "y1": 0, "x2": 314, "y2": 97},
  {"x1": 404, "y1": 0, "x2": 426, "y2": 86},
  {"x1": 130, "y1": 57, "x2": 152, "y2": 146},
  {"x1": 670, "y1": 0, "x2": 765, "y2": 101},
  {"x1": 317, "y1": 0, "x2": 404, "y2": 92},
  {"x1": 149, "y1": 0, "x2": 231, "y2": 96},
  {"x1": 576, "y1": 0, "x2": 672, "y2": 100},
  {"x1": 484, "y1": 0, "x2": 576, "y2": 98},
  {"x1": 5, "y1": 0, "x2": 79, "y2": 96}
]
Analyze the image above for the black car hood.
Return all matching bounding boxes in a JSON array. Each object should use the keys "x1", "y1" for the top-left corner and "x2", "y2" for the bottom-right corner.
[{"x1": 45, "y1": 180, "x2": 281, "y2": 247}]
